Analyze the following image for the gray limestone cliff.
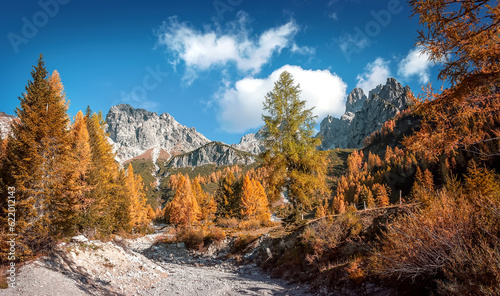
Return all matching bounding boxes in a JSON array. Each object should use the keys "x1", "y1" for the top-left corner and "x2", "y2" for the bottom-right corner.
[
  {"x1": 167, "y1": 142, "x2": 256, "y2": 168},
  {"x1": 105, "y1": 104, "x2": 211, "y2": 163},
  {"x1": 231, "y1": 127, "x2": 266, "y2": 155},
  {"x1": 317, "y1": 78, "x2": 412, "y2": 150},
  {"x1": 0, "y1": 112, "x2": 16, "y2": 139}
]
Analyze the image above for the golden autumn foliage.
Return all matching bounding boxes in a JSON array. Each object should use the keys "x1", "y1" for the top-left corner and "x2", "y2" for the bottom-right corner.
[
  {"x1": 411, "y1": 167, "x2": 435, "y2": 207},
  {"x1": 146, "y1": 204, "x2": 156, "y2": 220},
  {"x1": 69, "y1": 111, "x2": 92, "y2": 211},
  {"x1": 314, "y1": 200, "x2": 328, "y2": 219},
  {"x1": 123, "y1": 164, "x2": 150, "y2": 231},
  {"x1": 0, "y1": 57, "x2": 153, "y2": 261},
  {"x1": 240, "y1": 175, "x2": 270, "y2": 222},
  {"x1": 410, "y1": 0, "x2": 500, "y2": 90},
  {"x1": 371, "y1": 163, "x2": 500, "y2": 294},
  {"x1": 192, "y1": 177, "x2": 216, "y2": 223},
  {"x1": 372, "y1": 183, "x2": 390, "y2": 207},
  {"x1": 214, "y1": 171, "x2": 240, "y2": 218},
  {"x1": 404, "y1": 0, "x2": 500, "y2": 161},
  {"x1": 0, "y1": 56, "x2": 77, "y2": 257},
  {"x1": 165, "y1": 175, "x2": 200, "y2": 225},
  {"x1": 334, "y1": 149, "x2": 412, "y2": 212}
]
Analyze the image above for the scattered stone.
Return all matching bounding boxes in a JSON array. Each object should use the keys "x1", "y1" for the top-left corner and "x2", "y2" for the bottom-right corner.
[
  {"x1": 266, "y1": 247, "x2": 273, "y2": 259},
  {"x1": 71, "y1": 235, "x2": 88, "y2": 243}
]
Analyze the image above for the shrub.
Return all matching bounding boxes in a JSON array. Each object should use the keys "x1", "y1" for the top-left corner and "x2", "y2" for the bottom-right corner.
[
  {"x1": 301, "y1": 213, "x2": 363, "y2": 267},
  {"x1": 203, "y1": 226, "x2": 226, "y2": 246},
  {"x1": 175, "y1": 225, "x2": 226, "y2": 250},
  {"x1": 176, "y1": 226, "x2": 204, "y2": 250},
  {"x1": 347, "y1": 257, "x2": 366, "y2": 284},
  {"x1": 232, "y1": 234, "x2": 259, "y2": 254},
  {"x1": 217, "y1": 217, "x2": 239, "y2": 229},
  {"x1": 239, "y1": 219, "x2": 261, "y2": 230},
  {"x1": 371, "y1": 165, "x2": 500, "y2": 295}
]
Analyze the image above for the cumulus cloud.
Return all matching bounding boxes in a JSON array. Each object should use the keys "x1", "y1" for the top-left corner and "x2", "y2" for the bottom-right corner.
[
  {"x1": 398, "y1": 46, "x2": 434, "y2": 83},
  {"x1": 356, "y1": 58, "x2": 391, "y2": 94},
  {"x1": 216, "y1": 65, "x2": 347, "y2": 133},
  {"x1": 156, "y1": 13, "x2": 311, "y2": 82},
  {"x1": 291, "y1": 43, "x2": 316, "y2": 55},
  {"x1": 337, "y1": 33, "x2": 369, "y2": 56}
]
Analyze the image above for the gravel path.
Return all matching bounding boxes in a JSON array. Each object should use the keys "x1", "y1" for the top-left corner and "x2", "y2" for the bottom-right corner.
[{"x1": 1, "y1": 232, "x2": 313, "y2": 296}]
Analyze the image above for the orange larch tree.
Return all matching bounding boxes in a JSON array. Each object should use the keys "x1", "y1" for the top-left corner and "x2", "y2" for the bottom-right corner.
[
  {"x1": 405, "y1": 0, "x2": 500, "y2": 161},
  {"x1": 240, "y1": 175, "x2": 270, "y2": 222},
  {"x1": 1, "y1": 55, "x2": 76, "y2": 256},
  {"x1": 165, "y1": 175, "x2": 200, "y2": 225},
  {"x1": 123, "y1": 164, "x2": 150, "y2": 231},
  {"x1": 192, "y1": 177, "x2": 217, "y2": 223}
]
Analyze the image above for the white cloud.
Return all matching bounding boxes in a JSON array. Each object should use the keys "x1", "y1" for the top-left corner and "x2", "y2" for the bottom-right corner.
[
  {"x1": 337, "y1": 33, "x2": 369, "y2": 54},
  {"x1": 398, "y1": 46, "x2": 434, "y2": 83},
  {"x1": 156, "y1": 14, "x2": 311, "y2": 82},
  {"x1": 356, "y1": 58, "x2": 391, "y2": 95},
  {"x1": 291, "y1": 42, "x2": 315, "y2": 55},
  {"x1": 216, "y1": 65, "x2": 347, "y2": 133},
  {"x1": 328, "y1": 12, "x2": 338, "y2": 20}
]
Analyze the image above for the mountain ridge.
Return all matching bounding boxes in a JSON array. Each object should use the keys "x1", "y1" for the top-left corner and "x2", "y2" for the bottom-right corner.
[
  {"x1": 316, "y1": 77, "x2": 412, "y2": 150},
  {"x1": 105, "y1": 104, "x2": 211, "y2": 163}
]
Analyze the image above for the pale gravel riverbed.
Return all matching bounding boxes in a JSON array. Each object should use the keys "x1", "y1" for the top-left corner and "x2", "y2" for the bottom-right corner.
[{"x1": 1, "y1": 232, "x2": 314, "y2": 296}]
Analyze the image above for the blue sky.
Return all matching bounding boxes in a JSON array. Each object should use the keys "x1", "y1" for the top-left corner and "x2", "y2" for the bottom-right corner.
[{"x1": 0, "y1": 0, "x2": 442, "y2": 144}]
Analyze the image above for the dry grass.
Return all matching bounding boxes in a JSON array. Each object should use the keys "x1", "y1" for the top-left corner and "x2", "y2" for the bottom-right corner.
[
  {"x1": 216, "y1": 217, "x2": 239, "y2": 229},
  {"x1": 238, "y1": 219, "x2": 261, "y2": 230},
  {"x1": 175, "y1": 225, "x2": 226, "y2": 251},
  {"x1": 370, "y1": 166, "x2": 500, "y2": 295}
]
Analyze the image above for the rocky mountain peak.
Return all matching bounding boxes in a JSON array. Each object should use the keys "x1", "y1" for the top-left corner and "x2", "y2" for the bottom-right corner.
[
  {"x1": 345, "y1": 87, "x2": 367, "y2": 113},
  {"x1": 317, "y1": 78, "x2": 412, "y2": 150},
  {"x1": 167, "y1": 141, "x2": 256, "y2": 168},
  {"x1": 368, "y1": 77, "x2": 409, "y2": 110},
  {"x1": 231, "y1": 127, "x2": 267, "y2": 155},
  {"x1": 105, "y1": 104, "x2": 210, "y2": 163}
]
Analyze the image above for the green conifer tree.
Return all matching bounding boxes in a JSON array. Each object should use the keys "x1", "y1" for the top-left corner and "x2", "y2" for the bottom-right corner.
[{"x1": 261, "y1": 71, "x2": 329, "y2": 211}]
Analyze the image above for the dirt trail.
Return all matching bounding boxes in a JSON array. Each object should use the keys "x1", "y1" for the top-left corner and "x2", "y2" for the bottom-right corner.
[{"x1": 1, "y1": 232, "x2": 313, "y2": 296}]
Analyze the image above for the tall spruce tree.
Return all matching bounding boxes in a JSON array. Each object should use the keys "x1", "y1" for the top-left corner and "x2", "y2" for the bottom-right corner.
[
  {"x1": 261, "y1": 71, "x2": 329, "y2": 211},
  {"x1": 84, "y1": 108, "x2": 121, "y2": 235},
  {"x1": 214, "y1": 171, "x2": 240, "y2": 218},
  {"x1": 165, "y1": 175, "x2": 200, "y2": 225},
  {"x1": 68, "y1": 110, "x2": 92, "y2": 232},
  {"x1": 123, "y1": 164, "x2": 149, "y2": 231},
  {"x1": 2, "y1": 55, "x2": 75, "y2": 256}
]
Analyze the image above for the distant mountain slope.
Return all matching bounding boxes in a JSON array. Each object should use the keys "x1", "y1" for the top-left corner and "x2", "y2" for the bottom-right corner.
[
  {"x1": 317, "y1": 78, "x2": 412, "y2": 150},
  {"x1": 231, "y1": 127, "x2": 266, "y2": 155},
  {"x1": 105, "y1": 104, "x2": 211, "y2": 163},
  {"x1": 166, "y1": 141, "x2": 257, "y2": 168},
  {"x1": 0, "y1": 112, "x2": 16, "y2": 139}
]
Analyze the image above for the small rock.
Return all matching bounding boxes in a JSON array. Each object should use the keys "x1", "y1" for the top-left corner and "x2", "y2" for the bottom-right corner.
[
  {"x1": 177, "y1": 242, "x2": 185, "y2": 249},
  {"x1": 72, "y1": 235, "x2": 88, "y2": 243},
  {"x1": 265, "y1": 247, "x2": 273, "y2": 259}
]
